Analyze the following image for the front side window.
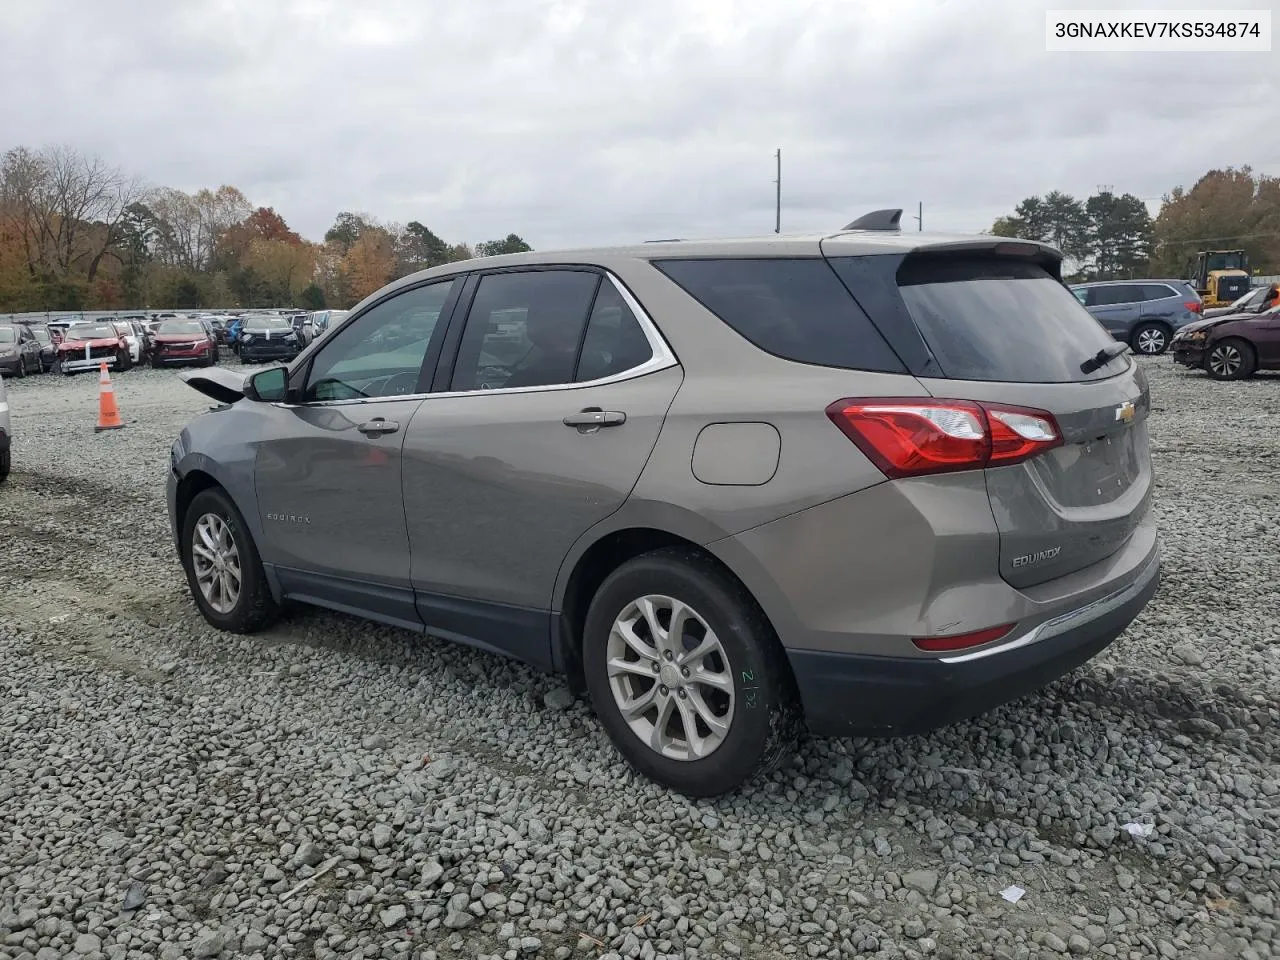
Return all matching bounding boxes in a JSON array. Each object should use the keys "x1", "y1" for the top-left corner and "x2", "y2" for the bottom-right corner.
[
  {"x1": 450, "y1": 270, "x2": 599, "y2": 391},
  {"x1": 305, "y1": 280, "x2": 455, "y2": 402}
]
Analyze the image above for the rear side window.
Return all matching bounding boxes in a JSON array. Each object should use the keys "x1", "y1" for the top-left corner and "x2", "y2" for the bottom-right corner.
[
  {"x1": 1087, "y1": 285, "x2": 1143, "y2": 307},
  {"x1": 652, "y1": 258, "x2": 905, "y2": 373},
  {"x1": 1137, "y1": 284, "x2": 1177, "y2": 301},
  {"x1": 895, "y1": 257, "x2": 1122, "y2": 383},
  {"x1": 575, "y1": 282, "x2": 654, "y2": 382}
]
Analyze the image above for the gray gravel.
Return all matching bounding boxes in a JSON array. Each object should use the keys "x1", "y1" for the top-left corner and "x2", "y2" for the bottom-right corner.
[{"x1": 1, "y1": 356, "x2": 1277, "y2": 960}]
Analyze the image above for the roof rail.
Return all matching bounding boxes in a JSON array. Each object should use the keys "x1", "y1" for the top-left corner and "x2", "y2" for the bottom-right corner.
[{"x1": 841, "y1": 209, "x2": 903, "y2": 232}]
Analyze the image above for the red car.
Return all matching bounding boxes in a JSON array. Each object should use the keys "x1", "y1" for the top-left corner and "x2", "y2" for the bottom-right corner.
[
  {"x1": 56, "y1": 322, "x2": 133, "y2": 375},
  {"x1": 150, "y1": 319, "x2": 218, "y2": 368}
]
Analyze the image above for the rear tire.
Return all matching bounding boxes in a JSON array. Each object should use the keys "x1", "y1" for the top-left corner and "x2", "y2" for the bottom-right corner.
[
  {"x1": 180, "y1": 487, "x2": 279, "y2": 633},
  {"x1": 0, "y1": 449, "x2": 10, "y2": 482},
  {"x1": 117, "y1": 349, "x2": 132, "y2": 372},
  {"x1": 15, "y1": 356, "x2": 25, "y2": 378},
  {"x1": 1130, "y1": 322, "x2": 1170, "y2": 356},
  {"x1": 582, "y1": 548, "x2": 801, "y2": 797},
  {"x1": 1205, "y1": 338, "x2": 1256, "y2": 381}
]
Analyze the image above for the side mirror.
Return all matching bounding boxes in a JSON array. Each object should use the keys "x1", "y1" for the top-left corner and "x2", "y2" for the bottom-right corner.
[{"x1": 244, "y1": 366, "x2": 289, "y2": 403}]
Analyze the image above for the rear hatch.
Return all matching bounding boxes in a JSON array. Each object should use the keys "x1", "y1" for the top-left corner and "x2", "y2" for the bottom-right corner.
[{"x1": 827, "y1": 245, "x2": 1152, "y2": 590}]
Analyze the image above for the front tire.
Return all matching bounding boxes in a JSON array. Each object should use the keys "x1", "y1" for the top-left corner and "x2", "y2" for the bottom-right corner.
[
  {"x1": 180, "y1": 487, "x2": 279, "y2": 633},
  {"x1": 1205, "y1": 338, "x2": 1256, "y2": 381},
  {"x1": 1131, "y1": 322, "x2": 1170, "y2": 356},
  {"x1": 0, "y1": 449, "x2": 10, "y2": 481},
  {"x1": 117, "y1": 349, "x2": 132, "y2": 372},
  {"x1": 582, "y1": 548, "x2": 801, "y2": 797}
]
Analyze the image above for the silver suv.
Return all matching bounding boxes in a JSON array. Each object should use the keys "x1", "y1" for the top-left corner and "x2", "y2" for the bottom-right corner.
[{"x1": 169, "y1": 214, "x2": 1160, "y2": 796}]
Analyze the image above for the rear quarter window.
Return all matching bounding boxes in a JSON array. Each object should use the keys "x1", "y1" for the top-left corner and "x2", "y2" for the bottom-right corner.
[
  {"x1": 893, "y1": 257, "x2": 1124, "y2": 384},
  {"x1": 652, "y1": 258, "x2": 905, "y2": 373}
]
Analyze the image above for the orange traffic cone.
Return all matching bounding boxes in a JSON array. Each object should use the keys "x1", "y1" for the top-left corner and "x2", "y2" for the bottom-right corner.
[{"x1": 94, "y1": 362, "x2": 125, "y2": 432}]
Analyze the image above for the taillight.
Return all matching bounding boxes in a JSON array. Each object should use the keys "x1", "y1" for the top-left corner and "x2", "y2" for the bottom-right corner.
[
  {"x1": 1185, "y1": 301, "x2": 1202, "y2": 313},
  {"x1": 826, "y1": 398, "x2": 1063, "y2": 479},
  {"x1": 912, "y1": 623, "x2": 1015, "y2": 652}
]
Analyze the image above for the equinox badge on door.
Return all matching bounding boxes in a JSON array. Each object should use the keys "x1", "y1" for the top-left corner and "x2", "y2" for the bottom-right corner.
[{"x1": 1114, "y1": 400, "x2": 1136, "y2": 423}]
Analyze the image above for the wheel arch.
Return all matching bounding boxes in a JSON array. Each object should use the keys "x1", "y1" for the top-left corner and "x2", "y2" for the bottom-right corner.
[{"x1": 552, "y1": 509, "x2": 797, "y2": 695}]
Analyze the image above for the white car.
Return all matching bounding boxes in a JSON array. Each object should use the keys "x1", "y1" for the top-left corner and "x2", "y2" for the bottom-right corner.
[
  {"x1": 0, "y1": 374, "x2": 11, "y2": 481},
  {"x1": 111, "y1": 321, "x2": 145, "y2": 364}
]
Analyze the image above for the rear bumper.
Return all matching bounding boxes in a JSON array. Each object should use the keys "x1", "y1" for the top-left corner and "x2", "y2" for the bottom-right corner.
[{"x1": 790, "y1": 548, "x2": 1159, "y2": 736}]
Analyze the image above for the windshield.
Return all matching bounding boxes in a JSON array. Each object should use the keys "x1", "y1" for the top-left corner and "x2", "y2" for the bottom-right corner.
[
  {"x1": 0, "y1": 327, "x2": 16, "y2": 344},
  {"x1": 66, "y1": 324, "x2": 118, "y2": 341},
  {"x1": 158, "y1": 320, "x2": 205, "y2": 335},
  {"x1": 30, "y1": 327, "x2": 50, "y2": 342}
]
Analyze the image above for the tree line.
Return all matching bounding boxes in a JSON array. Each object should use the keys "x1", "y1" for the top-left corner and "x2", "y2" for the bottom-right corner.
[
  {"x1": 0, "y1": 145, "x2": 532, "y2": 312},
  {"x1": 990, "y1": 167, "x2": 1280, "y2": 282}
]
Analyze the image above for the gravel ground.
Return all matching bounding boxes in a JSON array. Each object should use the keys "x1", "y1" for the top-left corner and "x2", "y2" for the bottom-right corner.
[{"x1": 0, "y1": 356, "x2": 1277, "y2": 960}]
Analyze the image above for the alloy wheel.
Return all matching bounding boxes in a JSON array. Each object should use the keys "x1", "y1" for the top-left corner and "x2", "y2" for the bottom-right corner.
[
  {"x1": 191, "y1": 513, "x2": 242, "y2": 614},
  {"x1": 606, "y1": 595, "x2": 736, "y2": 761},
  {"x1": 1136, "y1": 328, "x2": 1167, "y2": 354},
  {"x1": 1208, "y1": 344, "x2": 1242, "y2": 378}
]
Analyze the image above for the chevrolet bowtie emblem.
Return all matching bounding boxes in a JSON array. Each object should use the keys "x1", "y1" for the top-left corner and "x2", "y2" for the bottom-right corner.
[{"x1": 1115, "y1": 400, "x2": 1136, "y2": 423}]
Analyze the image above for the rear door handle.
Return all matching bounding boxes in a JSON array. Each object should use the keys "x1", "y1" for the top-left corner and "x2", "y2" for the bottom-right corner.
[
  {"x1": 357, "y1": 418, "x2": 400, "y2": 436},
  {"x1": 563, "y1": 408, "x2": 626, "y2": 428}
]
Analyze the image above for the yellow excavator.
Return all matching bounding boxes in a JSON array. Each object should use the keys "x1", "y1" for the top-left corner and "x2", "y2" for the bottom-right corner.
[{"x1": 1185, "y1": 250, "x2": 1252, "y2": 309}]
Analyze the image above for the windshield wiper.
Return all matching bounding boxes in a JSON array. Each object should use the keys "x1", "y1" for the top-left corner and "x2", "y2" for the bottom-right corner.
[{"x1": 1080, "y1": 341, "x2": 1131, "y2": 375}]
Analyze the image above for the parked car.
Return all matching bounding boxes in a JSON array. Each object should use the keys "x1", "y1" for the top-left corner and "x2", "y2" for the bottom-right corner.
[
  {"x1": 1071, "y1": 280, "x2": 1202, "y2": 355},
  {"x1": 111, "y1": 320, "x2": 147, "y2": 365},
  {"x1": 0, "y1": 323, "x2": 45, "y2": 377},
  {"x1": 1202, "y1": 283, "x2": 1280, "y2": 320},
  {"x1": 1171, "y1": 303, "x2": 1280, "y2": 380},
  {"x1": 25, "y1": 324, "x2": 56, "y2": 371},
  {"x1": 151, "y1": 319, "x2": 219, "y2": 368},
  {"x1": 0, "y1": 374, "x2": 10, "y2": 481},
  {"x1": 46, "y1": 317, "x2": 83, "y2": 346},
  {"x1": 56, "y1": 322, "x2": 133, "y2": 374},
  {"x1": 310, "y1": 309, "x2": 348, "y2": 337},
  {"x1": 237, "y1": 316, "x2": 301, "y2": 364},
  {"x1": 169, "y1": 222, "x2": 1159, "y2": 796},
  {"x1": 287, "y1": 313, "x2": 314, "y2": 347}
]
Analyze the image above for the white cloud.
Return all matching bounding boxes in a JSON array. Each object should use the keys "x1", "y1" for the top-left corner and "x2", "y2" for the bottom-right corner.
[{"x1": 2, "y1": 0, "x2": 1274, "y2": 247}]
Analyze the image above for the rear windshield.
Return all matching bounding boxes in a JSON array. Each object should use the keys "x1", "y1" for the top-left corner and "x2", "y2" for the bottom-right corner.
[
  {"x1": 652, "y1": 258, "x2": 905, "y2": 373},
  {"x1": 895, "y1": 257, "x2": 1123, "y2": 383},
  {"x1": 159, "y1": 321, "x2": 205, "y2": 335},
  {"x1": 0, "y1": 328, "x2": 15, "y2": 343}
]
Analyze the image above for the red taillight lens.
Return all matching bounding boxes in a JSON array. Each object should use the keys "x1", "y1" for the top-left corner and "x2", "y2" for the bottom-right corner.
[
  {"x1": 1185, "y1": 301, "x2": 1202, "y2": 313},
  {"x1": 826, "y1": 398, "x2": 1062, "y2": 479},
  {"x1": 912, "y1": 623, "x2": 1015, "y2": 652}
]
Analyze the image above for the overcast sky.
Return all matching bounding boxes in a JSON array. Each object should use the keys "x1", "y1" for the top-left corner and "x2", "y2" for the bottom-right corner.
[{"x1": 2, "y1": 0, "x2": 1275, "y2": 248}]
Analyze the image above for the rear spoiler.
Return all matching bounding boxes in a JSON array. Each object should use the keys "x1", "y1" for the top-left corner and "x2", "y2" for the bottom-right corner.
[
  {"x1": 178, "y1": 366, "x2": 247, "y2": 405},
  {"x1": 896, "y1": 238, "x2": 1065, "y2": 282}
]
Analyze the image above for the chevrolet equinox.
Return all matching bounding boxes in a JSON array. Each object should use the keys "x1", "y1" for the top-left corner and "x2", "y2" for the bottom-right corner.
[{"x1": 168, "y1": 210, "x2": 1160, "y2": 796}]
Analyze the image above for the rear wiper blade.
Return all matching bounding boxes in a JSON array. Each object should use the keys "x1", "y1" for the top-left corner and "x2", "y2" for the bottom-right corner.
[{"x1": 1080, "y1": 341, "x2": 1131, "y2": 374}]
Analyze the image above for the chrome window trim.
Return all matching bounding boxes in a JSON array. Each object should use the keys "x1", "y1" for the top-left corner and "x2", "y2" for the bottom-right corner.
[{"x1": 277, "y1": 271, "x2": 677, "y2": 410}]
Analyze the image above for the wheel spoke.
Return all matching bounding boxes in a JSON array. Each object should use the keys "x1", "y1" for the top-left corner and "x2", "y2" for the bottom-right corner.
[
  {"x1": 198, "y1": 523, "x2": 219, "y2": 553},
  {"x1": 619, "y1": 684, "x2": 658, "y2": 720},
  {"x1": 688, "y1": 667, "x2": 732, "y2": 691},
  {"x1": 192, "y1": 543, "x2": 217, "y2": 563},
  {"x1": 608, "y1": 656, "x2": 656, "y2": 680},
  {"x1": 677, "y1": 633, "x2": 719, "y2": 667},
  {"x1": 674, "y1": 696, "x2": 707, "y2": 758},
  {"x1": 612, "y1": 618, "x2": 657, "y2": 662},
  {"x1": 648, "y1": 694, "x2": 675, "y2": 751},
  {"x1": 667, "y1": 600, "x2": 693, "y2": 650},
  {"x1": 688, "y1": 688, "x2": 729, "y2": 736},
  {"x1": 637, "y1": 596, "x2": 668, "y2": 650}
]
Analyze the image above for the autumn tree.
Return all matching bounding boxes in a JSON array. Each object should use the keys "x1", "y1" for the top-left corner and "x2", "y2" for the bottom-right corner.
[
  {"x1": 216, "y1": 206, "x2": 302, "y2": 268},
  {"x1": 342, "y1": 227, "x2": 397, "y2": 302},
  {"x1": 242, "y1": 238, "x2": 318, "y2": 304},
  {"x1": 1151, "y1": 167, "x2": 1279, "y2": 277}
]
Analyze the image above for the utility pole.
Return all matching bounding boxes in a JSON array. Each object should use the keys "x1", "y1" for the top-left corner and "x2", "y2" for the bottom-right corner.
[
  {"x1": 774, "y1": 149, "x2": 781, "y2": 234},
  {"x1": 913, "y1": 201, "x2": 923, "y2": 232}
]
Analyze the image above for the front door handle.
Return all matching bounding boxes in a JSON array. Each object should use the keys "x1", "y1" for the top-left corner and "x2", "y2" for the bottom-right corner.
[
  {"x1": 357, "y1": 418, "x2": 400, "y2": 436},
  {"x1": 563, "y1": 408, "x2": 626, "y2": 428}
]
